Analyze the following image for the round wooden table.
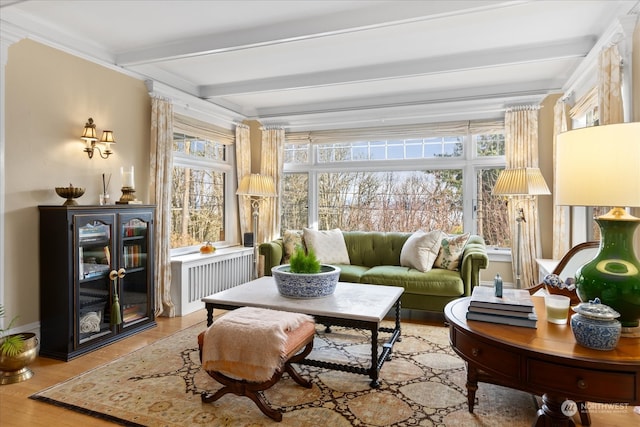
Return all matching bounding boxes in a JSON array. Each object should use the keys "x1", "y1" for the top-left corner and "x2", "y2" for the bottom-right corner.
[{"x1": 444, "y1": 296, "x2": 640, "y2": 426}]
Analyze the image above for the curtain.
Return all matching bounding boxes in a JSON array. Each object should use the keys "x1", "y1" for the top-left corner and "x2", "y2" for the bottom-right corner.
[
  {"x1": 569, "y1": 86, "x2": 598, "y2": 119},
  {"x1": 598, "y1": 44, "x2": 623, "y2": 125},
  {"x1": 173, "y1": 114, "x2": 235, "y2": 144},
  {"x1": 149, "y1": 96, "x2": 175, "y2": 317},
  {"x1": 287, "y1": 119, "x2": 504, "y2": 144},
  {"x1": 505, "y1": 106, "x2": 543, "y2": 288},
  {"x1": 552, "y1": 98, "x2": 571, "y2": 260},
  {"x1": 260, "y1": 126, "x2": 284, "y2": 242},
  {"x1": 235, "y1": 123, "x2": 252, "y2": 238}
]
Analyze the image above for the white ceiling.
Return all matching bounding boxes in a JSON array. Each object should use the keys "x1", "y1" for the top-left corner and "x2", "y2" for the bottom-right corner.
[{"x1": 2, "y1": 0, "x2": 639, "y2": 130}]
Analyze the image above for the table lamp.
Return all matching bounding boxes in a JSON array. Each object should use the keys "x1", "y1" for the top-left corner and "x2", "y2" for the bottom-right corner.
[
  {"x1": 493, "y1": 167, "x2": 551, "y2": 288},
  {"x1": 237, "y1": 174, "x2": 277, "y2": 279},
  {"x1": 555, "y1": 122, "x2": 640, "y2": 328}
]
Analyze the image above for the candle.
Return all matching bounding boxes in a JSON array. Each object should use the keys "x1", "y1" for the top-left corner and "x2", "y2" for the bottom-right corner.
[{"x1": 121, "y1": 166, "x2": 134, "y2": 188}]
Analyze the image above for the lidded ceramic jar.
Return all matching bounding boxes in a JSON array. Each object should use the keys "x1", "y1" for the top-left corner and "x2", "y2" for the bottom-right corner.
[{"x1": 570, "y1": 298, "x2": 621, "y2": 351}]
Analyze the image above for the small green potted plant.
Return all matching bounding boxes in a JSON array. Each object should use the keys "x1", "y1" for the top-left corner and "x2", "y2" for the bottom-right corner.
[
  {"x1": 0, "y1": 304, "x2": 24, "y2": 357},
  {"x1": 0, "y1": 304, "x2": 37, "y2": 384},
  {"x1": 289, "y1": 247, "x2": 321, "y2": 274},
  {"x1": 272, "y1": 246, "x2": 341, "y2": 298}
]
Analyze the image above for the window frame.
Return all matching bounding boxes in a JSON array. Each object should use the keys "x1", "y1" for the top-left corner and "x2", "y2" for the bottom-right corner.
[
  {"x1": 283, "y1": 128, "x2": 506, "y2": 241},
  {"x1": 170, "y1": 132, "x2": 239, "y2": 257}
]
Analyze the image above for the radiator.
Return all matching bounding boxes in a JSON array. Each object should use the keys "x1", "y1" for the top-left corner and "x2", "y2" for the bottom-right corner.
[{"x1": 170, "y1": 246, "x2": 254, "y2": 316}]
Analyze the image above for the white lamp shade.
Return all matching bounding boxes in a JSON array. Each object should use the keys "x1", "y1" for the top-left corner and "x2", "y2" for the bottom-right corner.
[
  {"x1": 493, "y1": 167, "x2": 551, "y2": 196},
  {"x1": 237, "y1": 174, "x2": 277, "y2": 197},
  {"x1": 555, "y1": 122, "x2": 640, "y2": 207}
]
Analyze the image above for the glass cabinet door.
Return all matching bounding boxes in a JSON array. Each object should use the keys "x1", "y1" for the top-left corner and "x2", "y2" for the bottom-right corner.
[
  {"x1": 75, "y1": 214, "x2": 116, "y2": 346},
  {"x1": 119, "y1": 213, "x2": 153, "y2": 327}
]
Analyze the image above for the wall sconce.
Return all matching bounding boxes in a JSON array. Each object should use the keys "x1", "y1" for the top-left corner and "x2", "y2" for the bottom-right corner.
[{"x1": 81, "y1": 117, "x2": 115, "y2": 159}]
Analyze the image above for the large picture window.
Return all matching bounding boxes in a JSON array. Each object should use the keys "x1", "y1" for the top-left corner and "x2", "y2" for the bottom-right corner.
[
  {"x1": 283, "y1": 123, "x2": 509, "y2": 248},
  {"x1": 170, "y1": 132, "x2": 232, "y2": 251}
]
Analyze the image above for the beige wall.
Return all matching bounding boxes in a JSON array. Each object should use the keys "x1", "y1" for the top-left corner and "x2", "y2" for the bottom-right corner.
[
  {"x1": 5, "y1": 39, "x2": 151, "y2": 327},
  {"x1": 537, "y1": 93, "x2": 561, "y2": 260}
]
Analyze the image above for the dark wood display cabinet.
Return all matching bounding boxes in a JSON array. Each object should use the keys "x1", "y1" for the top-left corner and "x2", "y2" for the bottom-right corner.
[{"x1": 38, "y1": 205, "x2": 156, "y2": 360}]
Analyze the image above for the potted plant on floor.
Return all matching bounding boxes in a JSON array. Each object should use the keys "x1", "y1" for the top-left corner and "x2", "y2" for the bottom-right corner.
[
  {"x1": 271, "y1": 247, "x2": 341, "y2": 298},
  {"x1": 0, "y1": 304, "x2": 37, "y2": 385}
]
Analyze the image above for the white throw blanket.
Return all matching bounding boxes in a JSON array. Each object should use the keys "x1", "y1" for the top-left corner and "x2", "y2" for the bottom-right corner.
[{"x1": 202, "y1": 307, "x2": 314, "y2": 382}]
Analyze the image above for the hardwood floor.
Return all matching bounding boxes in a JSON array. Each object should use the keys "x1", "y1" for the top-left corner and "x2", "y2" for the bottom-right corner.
[{"x1": 1, "y1": 308, "x2": 637, "y2": 426}]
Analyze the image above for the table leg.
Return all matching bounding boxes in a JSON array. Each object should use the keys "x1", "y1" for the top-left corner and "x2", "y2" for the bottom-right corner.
[
  {"x1": 533, "y1": 394, "x2": 576, "y2": 427},
  {"x1": 206, "y1": 303, "x2": 214, "y2": 326},
  {"x1": 466, "y1": 364, "x2": 478, "y2": 413},
  {"x1": 369, "y1": 326, "x2": 380, "y2": 388}
]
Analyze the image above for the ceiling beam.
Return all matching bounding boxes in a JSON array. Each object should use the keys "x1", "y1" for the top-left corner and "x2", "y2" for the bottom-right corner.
[
  {"x1": 225, "y1": 78, "x2": 561, "y2": 119},
  {"x1": 115, "y1": 1, "x2": 521, "y2": 66},
  {"x1": 198, "y1": 36, "x2": 594, "y2": 98}
]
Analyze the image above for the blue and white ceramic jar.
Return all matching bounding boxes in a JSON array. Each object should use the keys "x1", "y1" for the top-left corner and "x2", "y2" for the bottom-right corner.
[{"x1": 570, "y1": 298, "x2": 621, "y2": 351}]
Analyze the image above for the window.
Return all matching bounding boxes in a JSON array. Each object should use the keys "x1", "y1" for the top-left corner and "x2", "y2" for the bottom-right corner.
[
  {"x1": 170, "y1": 131, "x2": 233, "y2": 252},
  {"x1": 282, "y1": 124, "x2": 508, "y2": 247}
]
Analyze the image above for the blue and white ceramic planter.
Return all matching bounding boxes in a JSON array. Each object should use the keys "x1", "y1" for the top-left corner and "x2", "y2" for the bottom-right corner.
[
  {"x1": 272, "y1": 264, "x2": 340, "y2": 298},
  {"x1": 570, "y1": 298, "x2": 621, "y2": 351}
]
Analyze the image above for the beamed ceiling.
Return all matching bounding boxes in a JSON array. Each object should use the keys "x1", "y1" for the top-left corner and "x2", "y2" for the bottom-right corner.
[{"x1": 1, "y1": 0, "x2": 639, "y2": 130}]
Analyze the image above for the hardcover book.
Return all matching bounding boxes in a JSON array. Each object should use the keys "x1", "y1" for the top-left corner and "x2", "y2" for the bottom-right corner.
[
  {"x1": 466, "y1": 310, "x2": 538, "y2": 328},
  {"x1": 469, "y1": 286, "x2": 534, "y2": 312},
  {"x1": 467, "y1": 305, "x2": 534, "y2": 318}
]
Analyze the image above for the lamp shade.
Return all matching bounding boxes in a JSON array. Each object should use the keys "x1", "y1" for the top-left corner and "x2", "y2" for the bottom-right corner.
[
  {"x1": 492, "y1": 167, "x2": 551, "y2": 196},
  {"x1": 555, "y1": 122, "x2": 640, "y2": 208},
  {"x1": 236, "y1": 174, "x2": 277, "y2": 197},
  {"x1": 100, "y1": 130, "x2": 116, "y2": 144},
  {"x1": 81, "y1": 124, "x2": 97, "y2": 141}
]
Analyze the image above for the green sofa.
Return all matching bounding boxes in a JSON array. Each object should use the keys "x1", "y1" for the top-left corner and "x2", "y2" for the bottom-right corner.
[{"x1": 259, "y1": 231, "x2": 489, "y2": 312}]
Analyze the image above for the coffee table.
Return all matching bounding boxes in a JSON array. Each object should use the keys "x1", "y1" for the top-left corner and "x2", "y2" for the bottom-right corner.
[
  {"x1": 201, "y1": 276, "x2": 403, "y2": 387},
  {"x1": 445, "y1": 296, "x2": 640, "y2": 426}
]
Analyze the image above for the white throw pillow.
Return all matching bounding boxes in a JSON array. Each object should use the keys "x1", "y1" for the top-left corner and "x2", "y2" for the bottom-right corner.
[
  {"x1": 303, "y1": 228, "x2": 350, "y2": 265},
  {"x1": 400, "y1": 230, "x2": 443, "y2": 272}
]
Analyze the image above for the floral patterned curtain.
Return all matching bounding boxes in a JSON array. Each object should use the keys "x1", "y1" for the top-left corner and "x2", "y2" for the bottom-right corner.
[
  {"x1": 260, "y1": 126, "x2": 284, "y2": 243},
  {"x1": 552, "y1": 98, "x2": 571, "y2": 260},
  {"x1": 235, "y1": 123, "x2": 251, "y2": 238},
  {"x1": 505, "y1": 106, "x2": 544, "y2": 288},
  {"x1": 598, "y1": 44, "x2": 623, "y2": 125},
  {"x1": 149, "y1": 96, "x2": 175, "y2": 317}
]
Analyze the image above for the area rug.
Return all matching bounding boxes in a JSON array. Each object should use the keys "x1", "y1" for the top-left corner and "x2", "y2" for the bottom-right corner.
[{"x1": 31, "y1": 320, "x2": 537, "y2": 426}]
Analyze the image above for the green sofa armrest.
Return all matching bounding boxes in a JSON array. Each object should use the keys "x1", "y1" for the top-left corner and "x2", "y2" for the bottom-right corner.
[
  {"x1": 259, "y1": 239, "x2": 284, "y2": 276},
  {"x1": 459, "y1": 235, "x2": 489, "y2": 296}
]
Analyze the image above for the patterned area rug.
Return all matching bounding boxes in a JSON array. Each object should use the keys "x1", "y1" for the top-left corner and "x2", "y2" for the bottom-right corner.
[{"x1": 31, "y1": 320, "x2": 537, "y2": 426}]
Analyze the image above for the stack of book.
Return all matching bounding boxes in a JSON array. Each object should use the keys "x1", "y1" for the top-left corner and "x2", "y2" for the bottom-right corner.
[{"x1": 466, "y1": 286, "x2": 537, "y2": 328}]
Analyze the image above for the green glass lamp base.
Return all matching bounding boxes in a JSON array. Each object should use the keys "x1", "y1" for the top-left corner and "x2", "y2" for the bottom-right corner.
[{"x1": 575, "y1": 217, "x2": 640, "y2": 328}]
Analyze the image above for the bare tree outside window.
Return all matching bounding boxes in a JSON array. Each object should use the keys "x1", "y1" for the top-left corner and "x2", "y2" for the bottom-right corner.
[
  {"x1": 282, "y1": 130, "x2": 509, "y2": 247},
  {"x1": 170, "y1": 133, "x2": 227, "y2": 249}
]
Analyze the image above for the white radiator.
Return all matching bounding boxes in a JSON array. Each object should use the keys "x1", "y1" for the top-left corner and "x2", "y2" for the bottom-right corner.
[{"x1": 170, "y1": 246, "x2": 254, "y2": 316}]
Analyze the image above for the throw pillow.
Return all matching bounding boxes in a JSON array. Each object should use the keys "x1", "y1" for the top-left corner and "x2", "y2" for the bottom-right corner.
[
  {"x1": 434, "y1": 233, "x2": 470, "y2": 271},
  {"x1": 282, "y1": 230, "x2": 304, "y2": 263},
  {"x1": 400, "y1": 230, "x2": 442, "y2": 272},
  {"x1": 303, "y1": 228, "x2": 351, "y2": 265}
]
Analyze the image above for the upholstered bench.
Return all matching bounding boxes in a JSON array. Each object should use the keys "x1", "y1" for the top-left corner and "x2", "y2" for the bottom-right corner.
[{"x1": 198, "y1": 307, "x2": 315, "y2": 422}]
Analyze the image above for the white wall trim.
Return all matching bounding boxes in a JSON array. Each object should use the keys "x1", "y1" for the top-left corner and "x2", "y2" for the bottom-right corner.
[{"x1": 0, "y1": 23, "x2": 27, "y2": 329}]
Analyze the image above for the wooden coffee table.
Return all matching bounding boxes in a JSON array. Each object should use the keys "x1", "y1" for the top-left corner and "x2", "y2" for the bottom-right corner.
[
  {"x1": 202, "y1": 277, "x2": 403, "y2": 387},
  {"x1": 445, "y1": 296, "x2": 640, "y2": 426}
]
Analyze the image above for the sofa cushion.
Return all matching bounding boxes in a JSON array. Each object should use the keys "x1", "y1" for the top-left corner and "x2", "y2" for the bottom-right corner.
[
  {"x1": 303, "y1": 228, "x2": 351, "y2": 265},
  {"x1": 334, "y1": 264, "x2": 369, "y2": 283},
  {"x1": 282, "y1": 230, "x2": 304, "y2": 263},
  {"x1": 360, "y1": 266, "x2": 464, "y2": 297},
  {"x1": 434, "y1": 233, "x2": 470, "y2": 271},
  {"x1": 342, "y1": 231, "x2": 409, "y2": 267},
  {"x1": 400, "y1": 230, "x2": 442, "y2": 272}
]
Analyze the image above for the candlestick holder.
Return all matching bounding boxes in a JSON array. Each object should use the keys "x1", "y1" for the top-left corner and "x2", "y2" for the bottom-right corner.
[{"x1": 116, "y1": 186, "x2": 137, "y2": 204}]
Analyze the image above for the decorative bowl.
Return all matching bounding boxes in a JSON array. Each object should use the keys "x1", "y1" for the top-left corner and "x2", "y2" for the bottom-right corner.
[
  {"x1": 55, "y1": 185, "x2": 85, "y2": 206},
  {"x1": 570, "y1": 298, "x2": 621, "y2": 351},
  {"x1": 272, "y1": 264, "x2": 341, "y2": 298}
]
